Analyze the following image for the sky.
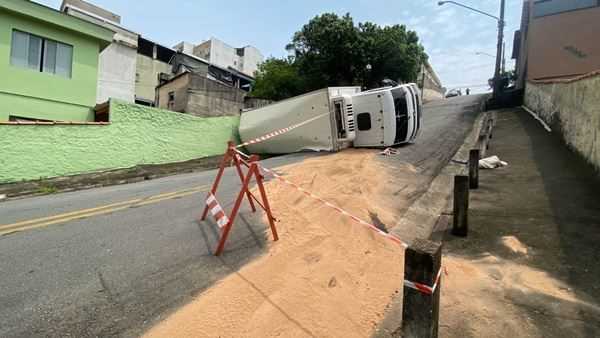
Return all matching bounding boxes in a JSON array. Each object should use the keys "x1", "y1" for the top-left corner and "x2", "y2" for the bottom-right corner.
[{"x1": 38, "y1": 0, "x2": 523, "y2": 93}]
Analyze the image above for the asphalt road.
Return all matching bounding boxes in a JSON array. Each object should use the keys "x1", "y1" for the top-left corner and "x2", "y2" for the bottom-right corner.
[{"x1": 0, "y1": 95, "x2": 484, "y2": 337}]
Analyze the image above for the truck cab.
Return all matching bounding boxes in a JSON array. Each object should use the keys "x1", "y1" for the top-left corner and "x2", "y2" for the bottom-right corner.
[{"x1": 351, "y1": 84, "x2": 422, "y2": 147}]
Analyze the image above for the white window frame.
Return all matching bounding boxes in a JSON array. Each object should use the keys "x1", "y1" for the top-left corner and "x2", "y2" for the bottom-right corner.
[{"x1": 10, "y1": 29, "x2": 73, "y2": 78}]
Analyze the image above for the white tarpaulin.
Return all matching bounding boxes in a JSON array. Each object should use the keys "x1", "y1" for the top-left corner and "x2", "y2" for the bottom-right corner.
[{"x1": 479, "y1": 156, "x2": 508, "y2": 169}]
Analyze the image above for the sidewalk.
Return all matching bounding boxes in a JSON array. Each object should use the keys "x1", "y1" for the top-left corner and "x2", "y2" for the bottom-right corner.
[{"x1": 440, "y1": 108, "x2": 600, "y2": 337}]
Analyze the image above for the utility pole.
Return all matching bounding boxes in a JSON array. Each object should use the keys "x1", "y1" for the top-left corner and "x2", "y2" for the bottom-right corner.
[
  {"x1": 420, "y1": 63, "x2": 426, "y2": 90},
  {"x1": 493, "y1": 0, "x2": 506, "y2": 100},
  {"x1": 502, "y1": 41, "x2": 506, "y2": 73}
]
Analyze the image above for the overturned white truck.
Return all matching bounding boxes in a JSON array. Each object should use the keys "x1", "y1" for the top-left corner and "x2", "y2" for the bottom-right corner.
[{"x1": 239, "y1": 84, "x2": 422, "y2": 154}]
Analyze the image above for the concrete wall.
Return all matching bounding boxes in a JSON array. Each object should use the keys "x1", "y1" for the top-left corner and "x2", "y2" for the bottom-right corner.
[
  {"x1": 205, "y1": 38, "x2": 235, "y2": 71},
  {"x1": 157, "y1": 73, "x2": 246, "y2": 118},
  {"x1": 97, "y1": 42, "x2": 137, "y2": 103},
  {"x1": 173, "y1": 41, "x2": 194, "y2": 55},
  {"x1": 419, "y1": 62, "x2": 444, "y2": 102},
  {"x1": 526, "y1": 4, "x2": 600, "y2": 80},
  {"x1": 193, "y1": 38, "x2": 263, "y2": 77},
  {"x1": 156, "y1": 73, "x2": 190, "y2": 112},
  {"x1": 60, "y1": 0, "x2": 121, "y2": 23},
  {"x1": 193, "y1": 40, "x2": 211, "y2": 61},
  {"x1": 524, "y1": 73, "x2": 600, "y2": 170},
  {"x1": 422, "y1": 89, "x2": 444, "y2": 103},
  {"x1": 0, "y1": 100, "x2": 240, "y2": 183},
  {"x1": 135, "y1": 54, "x2": 171, "y2": 104},
  {"x1": 240, "y1": 45, "x2": 263, "y2": 76},
  {"x1": 186, "y1": 75, "x2": 245, "y2": 117}
]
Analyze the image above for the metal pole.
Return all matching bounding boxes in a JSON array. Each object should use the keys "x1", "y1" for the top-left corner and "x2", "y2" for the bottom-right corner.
[
  {"x1": 502, "y1": 41, "x2": 506, "y2": 74},
  {"x1": 421, "y1": 63, "x2": 426, "y2": 90},
  {"x1": 493, "y1": 0, "x2": 505, "y2": 100}
]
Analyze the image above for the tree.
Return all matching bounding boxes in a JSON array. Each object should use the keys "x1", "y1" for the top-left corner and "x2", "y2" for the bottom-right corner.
[
  {"x1": 250, "y1": 57, "x2": 305, "y2": 101},
  {"x1": 289, "y1": 13, "x2": 361, "y2": 89},
  {"x1": 356, "y1": 22, "x2": 427, "y2": 88},
  {"x1": 251, "y1": 13, "x2": 428, "y2": 100}
]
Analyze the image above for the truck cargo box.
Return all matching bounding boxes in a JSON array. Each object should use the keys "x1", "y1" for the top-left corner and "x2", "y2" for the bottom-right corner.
[{"x1": 239, "y1": 87, "x2": 361, "y2": 154}]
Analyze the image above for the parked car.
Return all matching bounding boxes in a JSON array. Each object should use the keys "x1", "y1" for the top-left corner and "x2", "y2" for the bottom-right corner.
[{"x1": 445, "y1": 89, "x2": 462, "y2": 98}]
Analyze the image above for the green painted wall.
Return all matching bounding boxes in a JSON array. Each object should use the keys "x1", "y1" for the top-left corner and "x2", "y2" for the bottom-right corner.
[
  {"x1": 0, "y1": 1, "x2": 113, "y2": 122},
  {"x1": 0, "y1": 100, "x2": 240, "y2": 183}
]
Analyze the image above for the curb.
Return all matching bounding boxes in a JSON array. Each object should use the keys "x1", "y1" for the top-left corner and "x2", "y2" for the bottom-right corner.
[
  {"x1": 373, "y1": 106, "x2": 496, "y2": 338},
  {"x1": 0, "y1": 155, "x2": 225, "y2": 201},
  {"x1": 388, "y1": 109, "x2": 495, "y2": 247}
]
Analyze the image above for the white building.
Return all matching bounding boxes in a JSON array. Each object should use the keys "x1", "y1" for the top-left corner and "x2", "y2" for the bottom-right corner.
[
  {"x1": 61, "y1": 0, "x2": 138, "y2": 104},
  {"x1": 172, "y1": 41, "x2": 195, "y2": 55},
  {"x1": 181, "y1": 37, "x2": 263, "y2": 77}
]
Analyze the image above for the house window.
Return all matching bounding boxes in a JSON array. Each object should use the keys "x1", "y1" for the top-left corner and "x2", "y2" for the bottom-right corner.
[
  {"x1": 168, "y1": 91, "x2": 175, "y2": 109},
  {"x1": 10, "y1": 30, "x2": 73, "y2": 78}
]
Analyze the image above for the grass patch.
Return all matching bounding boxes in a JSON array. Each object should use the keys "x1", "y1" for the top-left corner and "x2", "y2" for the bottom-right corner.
[{"x1": 38, "y1": 184, "x2": 58, "y2": 195}]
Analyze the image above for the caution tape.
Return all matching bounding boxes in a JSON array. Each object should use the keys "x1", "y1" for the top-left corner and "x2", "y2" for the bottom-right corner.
[
  {"x1": 404, "y1": 268, "x2": 442, "y2": 295},
  {"x1": 233, "y1": 148, "x2": 408, "y2": 248},
  {"x1": 237, "y1": 112, "x2": 330, "y2": 148},
  {"x1": 233, "y1": 145, "x2": 446, "y2": 295},
  {"x1": 206, "y1": 193, "x2": 229, "y2": 228}
]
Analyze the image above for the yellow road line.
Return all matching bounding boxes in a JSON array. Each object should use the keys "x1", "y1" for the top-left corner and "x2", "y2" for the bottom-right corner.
[{"x1": 0, "y1": 186, "x2": 209, "y2": 235}]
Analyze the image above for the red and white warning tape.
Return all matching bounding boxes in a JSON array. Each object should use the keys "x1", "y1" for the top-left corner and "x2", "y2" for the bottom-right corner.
[
  {"x1": 237, "y1": 113, "x2": 329, "y2": 148},
  {"x1": 233, "y1": 148, "x2": 408, "y2": 248},
  {"x1": 404, "y1": 268, "x2": 442, "y2": 295},
  {"x1": 206, "y1": 193, "x2": 229, "y2": 228}
]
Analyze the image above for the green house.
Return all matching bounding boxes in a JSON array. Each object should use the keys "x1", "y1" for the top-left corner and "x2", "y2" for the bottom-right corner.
[{"x1": 0, "y1": 0, "x2": 113, "y2": 122}]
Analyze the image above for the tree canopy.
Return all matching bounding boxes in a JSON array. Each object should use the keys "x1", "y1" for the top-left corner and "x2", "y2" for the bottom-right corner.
[{"x1": 251, "y1": 13, "x2": 428, "y2": 100}]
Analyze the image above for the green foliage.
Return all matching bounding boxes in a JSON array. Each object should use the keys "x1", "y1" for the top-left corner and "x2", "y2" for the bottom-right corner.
[
  {"x1": 38, "y1": 184, "x2": 58, "y2": 195},
  {"x1": 250, "y1": 57, "x2": 304, "y2": 101},
  {"x1": 251, "y1": 13, "x2": 428, "y2": 100}
]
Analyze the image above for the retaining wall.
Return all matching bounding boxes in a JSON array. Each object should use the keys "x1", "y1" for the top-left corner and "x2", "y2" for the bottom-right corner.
[
  {"x1": 0, "y1": 100, "x2": 239, "y2": 183},
  {"x1": 524, "y1": 71, "x2": 600, "y2": 171}
]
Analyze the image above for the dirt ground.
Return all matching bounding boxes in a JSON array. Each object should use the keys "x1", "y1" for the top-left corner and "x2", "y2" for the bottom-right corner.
[{"x1": 143, "y1": 149, "x2": 416, "y2": 338}]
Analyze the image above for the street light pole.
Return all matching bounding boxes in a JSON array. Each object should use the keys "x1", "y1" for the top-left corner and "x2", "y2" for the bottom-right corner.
[
  {"x1": 438, "y1": 0, "x2": 505, "y2": 100},
  {"x1": 494, "y1": 0, "x2": 505, "y2": 100}
]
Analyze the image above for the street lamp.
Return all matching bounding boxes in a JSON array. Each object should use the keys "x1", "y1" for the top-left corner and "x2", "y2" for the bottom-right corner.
[
  {"x1": 438, "y1": 0, "x2": 505, "y2": 100},
  {"x1": 364, "y1": 63, "x2": 372, "y2": 89}
]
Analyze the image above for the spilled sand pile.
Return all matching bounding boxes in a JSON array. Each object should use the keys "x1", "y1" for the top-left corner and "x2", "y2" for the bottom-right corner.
[{"x1": 144, "y1": 149, "x2": 416, "y2": 337}]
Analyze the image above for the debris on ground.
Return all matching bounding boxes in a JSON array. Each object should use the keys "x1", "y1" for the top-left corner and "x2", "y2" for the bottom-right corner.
[
  {"x1": 479, "y1": 155, "x2": 508, "y2": 169},
  {"x1": 380, "y1": 148, "x2": 399, "y2": 156}
]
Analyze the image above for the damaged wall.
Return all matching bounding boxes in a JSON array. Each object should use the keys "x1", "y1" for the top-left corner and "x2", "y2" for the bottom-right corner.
[
  {"x1": 0, "y1": 100, "x2": 239, "y2": 183},
  {"x1": 524, "y1": 71, "x2": 600, "y2": 170}
]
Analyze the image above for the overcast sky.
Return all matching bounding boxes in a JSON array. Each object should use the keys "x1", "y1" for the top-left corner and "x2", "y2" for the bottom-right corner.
[{"x1": 38, "y1": 0, "x2": 523, "y2": 93}]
